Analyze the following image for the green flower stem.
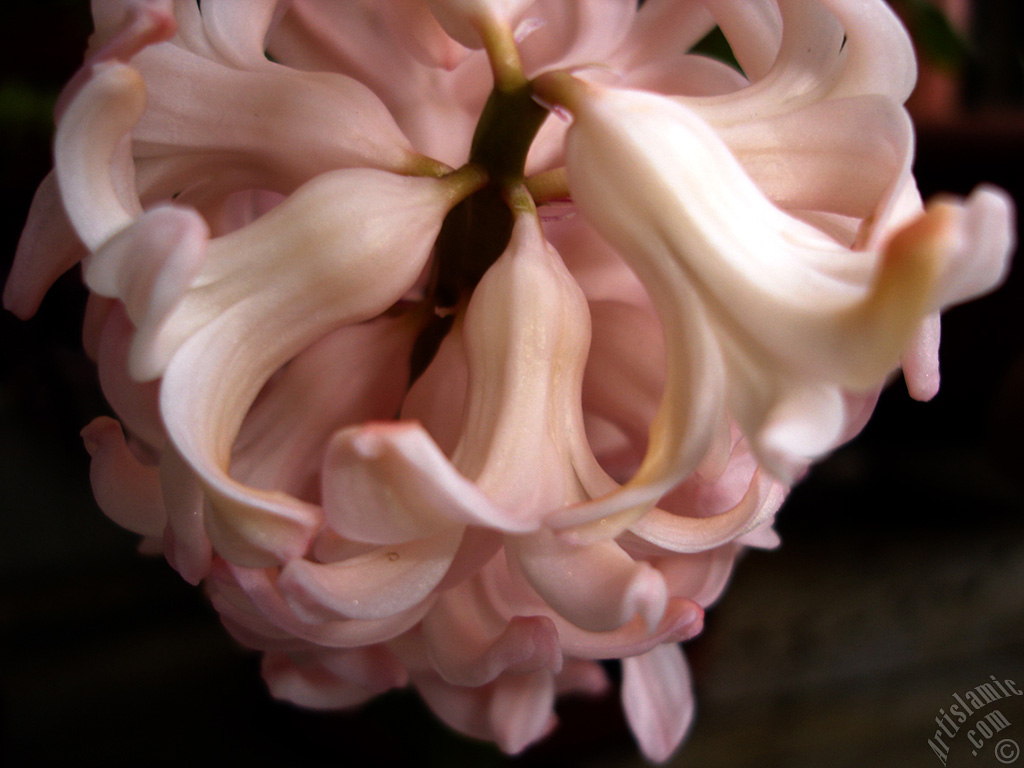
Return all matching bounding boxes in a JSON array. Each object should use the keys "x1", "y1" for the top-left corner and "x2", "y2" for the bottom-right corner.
[
  {"x1": 478, "y1": 15, "x2": 527, "y2": 93},
  {"x1": 427, "y1": 67, "x2": 550, "y2": 311},
  {"x1": 469, "y1": 82, "x2": 550, "y2": 186},
  {"x1": 411, "y1": 30, "x2": 558, "y2": 381},
  {"x1": 525, "y1": 167, "x2": 570, "y2": 204}
]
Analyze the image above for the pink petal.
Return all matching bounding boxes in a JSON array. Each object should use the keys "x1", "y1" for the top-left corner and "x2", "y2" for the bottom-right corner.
[
  {"x1": 549, "y1": 83, "x2": 953, "y2": 476},
  {"x1": 652, "y1": 544, "x2": 743, "y2": 608},
  {"x1": 609, "y1": 0, "x2": 714, "y2": 74},
  {"x1": 703, "y1": 0, "x2": 782, "y2": 81},
  {"x1": 268, "y1": 0, "x2": 487, "y2": 165},
  {"x1": 54, "y1": 62, "x2": 144, "y2": 250},
  {"x1": 508, "y1": 531, "x2": 668, "y2": 632},
  {"x1": 622, "y1": 643, "x2": 694, "y2": 762},
  {"x1": 488, "y1": 670, "x2": 558, "y2": 754},
  {"x1": 262, "y1": 645, "x2": 408, "y2": 709},
  {"x1": 323, "y1": 422, "x2": 537, "y2": 546},
  {"x1": 381, "y1": 0, "x2": 472, "y2": 70},
  {"x1": 715, "y1": 94, "x2": 913, "y2": 219},
  {"x1": 581, "y1": 299, "x2": 664, "y2": 471},
  {"x1": 231, "y1": 315, "x2": 418, "y2": 499},
  {"x1": 656, "y1": 428, "x2": 759, "y2": 518},
  {"x1": 422, "y1": 577, "x2": 562, "y2": 686},
  {"x1": 193, "y1": 0, "x2": 281, "y2": 68},
  {"x1": 149, "y1": 170, "x2": 475, "y2": 566},
  {"x1": 3, "y1": 172, "x2": 85, "y2": 319},
  {"x1": 414, "y1": 669, "x2": 557, "y2": 755},
  {"x1": 628, "y1": 468, "x2": 782, "y2": 554},
  {"x1": 81, "y1": 416, "x2": 165, "y2": 538},
  {"x1": 277, "y1": 531, "x2": 463, "y2": 622},
  {"x1": 517, "y1": 0, "x2": 638, "y2": 73},
  {"x1": 482, "y1": 557, "x2": 704, "y2": 659},
  {"x1": 223, "y1": 564, "x2": 435, "y2": 648},
  {"x1": 82, "y1": 294, "x2": 115, "y2": 361},
  {"x1": 57, "y1": 0, "x2": 176, "y2": 119},
  {"x1": 555, "y1": 658, "x2": 610, "y2": 696},
  {"x1": 546, "y1": 276, "x2": 726, "y2": 538},
  {"x1": 315, "y1": 644, "x2": 409, "y2": 692},
  {"x1": 86, "y1": 0, "x2": 176, "y2": 58},
  {"x1": 399, "y1": 315, "x2": 469, "y2": 456},
  {"x1": 435, "y1": 527, "x2": 505, "y2": 591},
  {"x1": 819, "y1": 0, "x2": 917, "y2": 102},
  {"x1": 621, "y1": 52, "x2": 749, "y2": 98},
  {"x1": 542, "y1": 214, "x2": 647, "y2": 306},
  {"x1": 94, "y1": 304, "x2": 165, "y2": 448},
  {"x1": 131, "y1": 41, "x2": 424, "y2": 201},
  {"x1": 738, "y1": 521, "x2": 782, "y2": 550},
  {"x1": 159, "y1": 445, "x2": 212, "y2": 585},
  {"x1": 930, "y1": 185, "x2": 1015, "y2": 307},
  {"x1": 450, "y1": 212, "x2": 592, "y2": 512},
  {"x1": 902, "y1": 313, "x2": 942, "y2": 402},
  {"x1": 83, "y1": 205, "x2": 209, "y2": 381}
]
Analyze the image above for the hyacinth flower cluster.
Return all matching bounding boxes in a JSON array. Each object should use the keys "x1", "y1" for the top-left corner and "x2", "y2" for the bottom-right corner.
[{"x1": 5, "y1": 0, "x2": 1015, "y2": 760}]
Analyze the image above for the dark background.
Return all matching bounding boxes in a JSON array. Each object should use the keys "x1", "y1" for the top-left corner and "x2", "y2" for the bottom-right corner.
[{"x1": 1, "y1": 2, "x2": 1023, "y2": 766}]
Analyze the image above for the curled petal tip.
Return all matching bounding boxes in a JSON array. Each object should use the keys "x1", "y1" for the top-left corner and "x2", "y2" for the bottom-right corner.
[
  {"x1": 278, "y1": 533, "x2": 460, "y2": 621},
  {"x1": 348, "y1": 429, "x2": 387, "y2": 461},
  {"x1": 835, "y1": 201, "x2": 951, "y2": 390},
  {"x1": 56, "y1": 62, "x2": 146, "y2": 252},
  {"x1": 203, "y1": 491, "x2": 320, "y2": 568},
  {"x1": 80, "y1": 416, "x2": 116, "y2": 456}
]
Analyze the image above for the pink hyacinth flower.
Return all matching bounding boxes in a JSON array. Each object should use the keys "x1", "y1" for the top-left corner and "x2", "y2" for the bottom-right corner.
[{"x1": 4, "y1": 0, "x2": 1014, "y2": 762}]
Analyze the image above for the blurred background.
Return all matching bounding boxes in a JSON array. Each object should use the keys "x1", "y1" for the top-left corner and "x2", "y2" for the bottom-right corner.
[{"x1": 1, "y1": 2, "x2": 1022, "y2": 766}]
